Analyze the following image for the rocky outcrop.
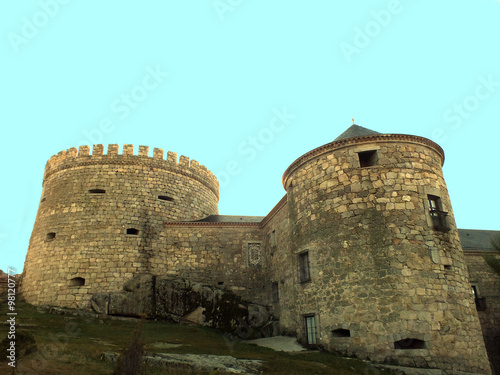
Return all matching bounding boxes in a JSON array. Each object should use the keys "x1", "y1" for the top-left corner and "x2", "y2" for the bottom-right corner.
[
  {"x1": 91, "y1": 274, "x2": 278, "y2": 339},
  {"x1": 102, "y1": 351, "x2": 263, "y2": 375}
]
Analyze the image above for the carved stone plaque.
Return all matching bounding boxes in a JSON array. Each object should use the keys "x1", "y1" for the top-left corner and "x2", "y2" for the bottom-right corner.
[{"x1": 248, "y1": 243, "x2": 262, "y2": 266}]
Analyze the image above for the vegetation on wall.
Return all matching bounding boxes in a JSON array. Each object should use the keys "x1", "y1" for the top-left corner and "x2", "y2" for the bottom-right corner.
[{"x1": 484, "y1": 233, "x2": 500, "y2": 276}]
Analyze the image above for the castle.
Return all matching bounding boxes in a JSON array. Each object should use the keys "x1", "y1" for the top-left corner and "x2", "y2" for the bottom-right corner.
[{"x1": 20, "y1": 125, "x2": 500, "y2": 374}]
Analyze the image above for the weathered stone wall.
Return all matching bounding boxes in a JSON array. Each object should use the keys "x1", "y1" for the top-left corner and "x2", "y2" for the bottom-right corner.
[
  {"x1": 21, "y1": 144, "x2": 219, "y2": 307},
  {"x1": 276, "y1": 135, "x2": 491, "y2": 374},
  {"x1": 465, "y1": 251, "x2": 500, "y2": 374},
  {"x1": 154, "y1": 224, "x2": 267, "y2": 304},
  {"x1": 20, "y1": 133, "x2": 496, "y2": 374}
]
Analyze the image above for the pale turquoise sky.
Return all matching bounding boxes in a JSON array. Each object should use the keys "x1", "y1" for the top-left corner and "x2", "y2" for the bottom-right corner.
[{"x1": 1, "y1": 0, "x2": 499, "y2": 272}]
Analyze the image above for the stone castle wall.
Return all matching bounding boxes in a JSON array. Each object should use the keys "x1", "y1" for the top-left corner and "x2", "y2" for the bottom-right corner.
[
  {"x1": 21, "y1": 134, "x2": 495, "y2": 374},
  {"x1": 21, "y1": 144, "x2": 219, "y2": 307},
  {"x1": 156, "y1": 223, "x2": 268, "y2": 304},
  {"x1": 269, "y1": 135, "x2": 491, "y2": 373},
  {"x1": 465, "y1": 251, "x2": 500, "y2": 374}
]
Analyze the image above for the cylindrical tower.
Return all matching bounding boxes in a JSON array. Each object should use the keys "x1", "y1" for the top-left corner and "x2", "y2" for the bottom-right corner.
[
  {"x1": 281, "y1": 125, "x2": 491, "y2": 373},
  {"x1": 21, "y1": 144, "x2": 219, "y2": 308}
]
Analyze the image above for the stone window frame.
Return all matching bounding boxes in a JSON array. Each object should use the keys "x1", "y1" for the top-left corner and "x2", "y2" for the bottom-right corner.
[
  {"x1": 303, "y1": 313, "x2": 319, "y2": 345},
  {"x1": 471, "y1": 283, "x2": 480, "y2": 297},
  {"x1": 69, "y1": 277, "x2": 85, "y2": 287},
  {"x1": 125, "y1": 228, "x2": 140, "y2": 236},
  {"x1": 88, "y1": 188, "x2": 106, "y2": 194},
  {"x1": 244, "y1": 240, "x2": 263, "y2": 267},
  {"x1": 157, "y1": 192, "x2": 177, "y2": 202},
  {"x1": 390, "y1": 333, "x2": 431, "y2": 350},
  {"x1": 271, "y1": 281, "x2": 279, "y2": 303},
  {"x1": 45, "y1": 232, "x2": 56, "y2": 241},
  {"x1": 331, "y1": 327, "x2": 351, "y2": 338},
  {"x1": 297, "y1": 250, "x2": 312, "y2": 284},
  {"x1": 421, "y1": 187, "x2": 450, "y2": 233},
  {"x1": 270, "y1": 229, "x2": 277, "y2": 247},
  {"x1": 350, "y1": 145, "x2": 381, "y2": 168},
  {"x1": 470, "y1": 283, "x2": 487, "y2": 311}
]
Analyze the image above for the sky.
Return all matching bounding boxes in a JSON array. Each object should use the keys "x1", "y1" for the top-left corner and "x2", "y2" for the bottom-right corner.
[{"x1": 1, "y1": 0, "x2": 499, "y2": 273}]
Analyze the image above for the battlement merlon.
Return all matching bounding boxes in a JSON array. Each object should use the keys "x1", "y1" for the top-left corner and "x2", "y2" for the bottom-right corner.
[{"x1": 43, "y1": 144, "x2": 219, "y2": 199}]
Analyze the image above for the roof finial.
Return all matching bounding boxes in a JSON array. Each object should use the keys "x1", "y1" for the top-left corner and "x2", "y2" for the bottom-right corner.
[{"x1": 352, "y1": 118, "x2": 354, "y2": 125}]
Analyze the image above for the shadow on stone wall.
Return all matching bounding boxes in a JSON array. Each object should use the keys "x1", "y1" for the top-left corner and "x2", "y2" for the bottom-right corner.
[{"x1": 90, "y1": 274, "x2": 278, "y2": 339}]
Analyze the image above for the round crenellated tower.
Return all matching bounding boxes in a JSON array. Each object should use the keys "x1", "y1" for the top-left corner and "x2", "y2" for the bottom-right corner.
[
  {"x1": 21, "y1": 144, "x2": 219, "y2": 307},
  {"x1": 280, "y1": 125, "x2": 491, "y2": 374}
]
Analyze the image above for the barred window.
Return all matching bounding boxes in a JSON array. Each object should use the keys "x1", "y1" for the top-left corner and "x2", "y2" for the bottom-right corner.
[
  {"x1": 299, "y1": 251, "x2": 311, "y2": 283},
  {"x1": 427, "y1": 195, "x2": 449, "y2": 232},
  {"x1": 304, "y1": 315, "x2": 317, "y2": 345}
]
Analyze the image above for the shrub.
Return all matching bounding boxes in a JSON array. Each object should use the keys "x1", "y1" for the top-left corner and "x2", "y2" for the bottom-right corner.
[{"x1": 112, "y1": 322, "x2": 145, "y2": 375}]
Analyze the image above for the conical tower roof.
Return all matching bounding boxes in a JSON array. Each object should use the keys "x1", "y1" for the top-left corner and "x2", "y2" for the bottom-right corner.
[{"x1": 334, "y1": 124, "x2": 381, "y2": 141}]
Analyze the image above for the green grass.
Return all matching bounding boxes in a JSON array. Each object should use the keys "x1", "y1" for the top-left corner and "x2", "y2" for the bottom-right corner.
[{"x1": 0, "y1": 301, "x2": 395, "y2": 375}]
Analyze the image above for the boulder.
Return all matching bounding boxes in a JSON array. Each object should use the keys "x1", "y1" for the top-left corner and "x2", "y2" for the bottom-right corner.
[
  {"x1": 90, "y1": 274, "x2": 277, "y2": 338},
  {"x1": 91, "y1": 293, "x2": 110, "y2": 315},
  {"x1": 96, "y1": 274, "x2": 154, "y2": 318}
]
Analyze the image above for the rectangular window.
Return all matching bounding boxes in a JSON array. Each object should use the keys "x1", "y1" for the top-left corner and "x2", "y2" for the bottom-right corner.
[
  {"x1": 271, "y1": 282, "x2": 279, "y2": 302},
  {"x1": 471, "y1": 285, "x2": 487, "y2": 311},
  {"x1": 472, "y1": 285, "x2": 478, "y2": 297},
  {"x1": 304, "y1": 315, "x2": 317, "y2": 345},
  {"x1": 427, "y1": 195, "x2": 449, "y2": 232},
  {"x1": 358, "y1": 150, "x2": 378, "y2": 167},
  {"x1": 271, "y1": 230, "x2": 277, "y2": 247},
  {"x1": 299, "y1": 251, "x2": 311, "y2": 283}
]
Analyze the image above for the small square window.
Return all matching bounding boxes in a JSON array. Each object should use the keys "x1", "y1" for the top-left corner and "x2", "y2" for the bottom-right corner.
[
  {"x1": 298, "y1": 251, "x2": 311, "y2": 283},
  {"x1": 126, "y1": 228, "x2": 140, "y2": 235},
  {"x1": 69, "y1": 277, "x2": 85, "y2": 287},
  {"x1": 358, "y1": 150, "x2": 378, "y2": 167}
]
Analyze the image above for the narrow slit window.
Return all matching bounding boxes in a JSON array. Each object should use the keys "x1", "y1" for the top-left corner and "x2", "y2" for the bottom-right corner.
[
  {"x1": 217, "y1": 281, "x2": 224, "y2": 286},
  {"x1": 471, "y1": 285, "x2": 487, "y2": 311},
  {"x1": 158, "y1": 195, "x2": 174, "y2": 202},
  {"x1": 46, "y1": 232, "x2": 56, "y2": 240},
  {"x1": 271, "y1": 282, "x2": 279, "y2": 302},
  {"x1": 358, "y1": 150, "x2": 378, "y2": 167},
  {"x1": 304, "y1": 315, "x2": 317, "y2": 345},
  {"x1": 69, "y1": 277, "x2": 85, "y2": 287},
  {"x1": 271, "y1": 230, "x2": 277, "y2": 247},
  {"x1": 332, "y1": 328, "x2": 351, "y2": 338},
  {"x1": 394, "y1": 338, "x2": 426, "y2": 350},
  {"x1": 126, "y1": 228, "x2": 139, "y2": 235},
  {"x1": 89, "y1": 189, "x2": 106, "y2": 194},
  {"x1": 298, "y1": 251, "x2": 311, "y2": 283},
  {"x1": 472, "y1": 285, "x2": 478, "y2": 297}
]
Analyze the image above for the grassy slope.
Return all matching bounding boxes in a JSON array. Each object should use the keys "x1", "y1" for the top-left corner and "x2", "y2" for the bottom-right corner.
[{"x1": 0, "y1": 302, "x2": 395, "y2": 375}]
